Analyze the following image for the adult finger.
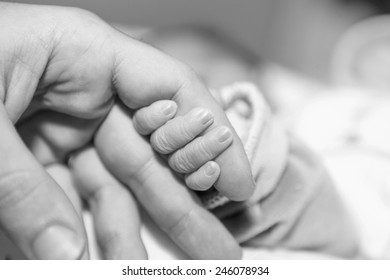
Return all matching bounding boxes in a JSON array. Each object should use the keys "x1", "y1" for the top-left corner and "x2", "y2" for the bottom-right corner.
[
  {"x1": 46, "y1": 164, "x2": 89, "y2": 260},
  {"x1": 95, "y1": 104, "x2": 241, "y2": 259},
  {"x1": 17, "y1": 110, "x2": 101, "y2": 165},
  {"x1": 70, "y1": 147, "x2": 147, "y2": 259},
  {"x1": 111, "y1": 34, "x2": 254, "y2": 201},
  {"x1": 46, "y1": 164, "x2": 83, "y2": 218},
  {"x1": 0, "y1": 105, "x2": 86, "y2": 259}
]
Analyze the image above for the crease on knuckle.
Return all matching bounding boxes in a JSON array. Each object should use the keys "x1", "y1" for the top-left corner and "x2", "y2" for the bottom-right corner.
[
  {"x1": 0, "y1": 169, "x2": 45, "y2": 210},
  {"x1": 151, "y1": 130, "x2": 172, "y2": 154},
  {"x1": 177, "y1": 121, "x2": 195, "y2": 144},
  {"x1": 125, "y1": 156, "x2": 156, "y2": 198},
  {"x1": 196, "y1": 139, "x2": 214, "y2": 160},
  {"x1": 134, "y1": 111, "x2": 152, "y2": 135},
  {"x1": 165, "y1": 207, "x2": 197, "y2": 239},
  {"x1": 170, "y1": 150, "x2": 194, "y2": 173}
]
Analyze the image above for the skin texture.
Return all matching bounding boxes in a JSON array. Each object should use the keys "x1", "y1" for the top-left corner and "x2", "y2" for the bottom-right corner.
[
  {"x1": 0, "y1": 3, "x2": 254, "y2": 259},
  {"x1": 133, "y1": 101, "x2": 228, "y2": 191}
]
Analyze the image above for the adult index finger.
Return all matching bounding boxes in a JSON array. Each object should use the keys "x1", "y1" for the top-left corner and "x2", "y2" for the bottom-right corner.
[
  {"x1": 111, "y1": 34, "x2": 254, "y2": 201},
  {"x1": 95, "y1": 104, "x2": 241, "y2": 259},
  {"x1": 0, "y1": 105, "x2": 86, "y2": 259}
]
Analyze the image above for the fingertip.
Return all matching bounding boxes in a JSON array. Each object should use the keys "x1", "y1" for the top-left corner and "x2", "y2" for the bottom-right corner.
[
  {"x1": 150, "y1": 129, "x2": 172, "y2": 154},
  {"x1": 191, "y1": 107, "x2": 214, "y2": 127},
  {"x1": 204, "y1": 161, "x2": 220, "y2": 177},
  {"x1": 159, "y1": 100, "x2": 177, "y2": 118},
  {"x1": 32, "y1": 224, "x2": 86, "y2": 260},
  {"x1": 214, "y1": 148, "x2": 255, "y2": 201},
  {"x1": 133, "y1": 100, "x2": 178, "y2": 135},
  {"x1": 185, "y1": 161, "x2": 220, "y2": 191},
  {"x1": 217, "y1": 174, "x2": 255, "y2": 201},
  {"x1": 215, "y1": 126, "x2": 233, "y2": 144}
]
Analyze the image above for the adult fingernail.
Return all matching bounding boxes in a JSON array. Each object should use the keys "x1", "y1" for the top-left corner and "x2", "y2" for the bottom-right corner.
[
  {"x1": 162, "y1": 102, "x2": 177, "y2": 117},
  {"x1": 217, "y1": 127, "x2": 232, "y2": 143},
  {"x1": 195, "y1": 109, "x2": 213, "y2": 125},
  {"x1": 205, "y1": 162, "x2": 219, "y2": 177},
  {"x1": 32, "y1": 225, "x2": 84, "y2": 260}
]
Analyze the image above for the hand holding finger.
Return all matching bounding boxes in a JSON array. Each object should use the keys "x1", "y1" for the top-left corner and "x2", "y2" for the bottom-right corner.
[
  {"x1": 112, "y1": 36, "x2": 254, "y2": 201},
  {"x1": 95, "y1": 103, "x2": 241, "y2": 259}
]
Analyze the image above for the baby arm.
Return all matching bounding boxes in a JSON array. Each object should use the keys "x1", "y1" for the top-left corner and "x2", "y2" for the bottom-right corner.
[{"x1": 133, "y1": 100, "x2": 233, "y2": 192}]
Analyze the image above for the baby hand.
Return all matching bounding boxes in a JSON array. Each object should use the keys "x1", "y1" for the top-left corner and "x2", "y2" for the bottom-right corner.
[{"x1": 133, "y1": 100, "x2": 233, "y2": 192}]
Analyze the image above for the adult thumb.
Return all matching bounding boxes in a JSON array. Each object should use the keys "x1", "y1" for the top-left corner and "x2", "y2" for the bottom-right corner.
[{"x1": 0, "y1": 105, "x2": 86, "y2": 259}]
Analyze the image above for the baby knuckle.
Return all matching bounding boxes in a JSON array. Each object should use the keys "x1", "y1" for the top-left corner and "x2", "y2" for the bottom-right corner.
[
  {"x1": 151, "y1": 130, "x2": 172, "y2": 154},
  {"x1": 196, "y1": 140, "x2": 214, "y2": 160},
  {"x1": 178, "y1": 122, "x2": 195, "y2": 142},
  {"x1": 133, "y1": 119, "x2": 147, "y2": 136},
  {"x1": 134, "y1": 113, "x2": 152, "y2": 134},
  {"x1": 170, "y1": 151, "x2": 194, "y2": 173}
]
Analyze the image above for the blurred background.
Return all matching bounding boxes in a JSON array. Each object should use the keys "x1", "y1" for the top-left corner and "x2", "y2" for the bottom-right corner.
[
  {"x1": 2, "y1": 0, "x2": 390, "y2": 260},
  {"x1": 15, "y1": 0, "x2": 385, "y2": 81}
]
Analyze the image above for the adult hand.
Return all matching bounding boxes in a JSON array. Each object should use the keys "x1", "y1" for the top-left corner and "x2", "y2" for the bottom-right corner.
[
  {"x1": 70, "y1": 102, "x2": 242, "y2": 259},
  {"x1": 0, "y1": 2, "x2": 253, "y2": 259}
]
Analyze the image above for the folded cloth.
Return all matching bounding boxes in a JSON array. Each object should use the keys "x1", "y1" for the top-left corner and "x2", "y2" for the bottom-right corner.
[
  {"x1": 199, "y1": 82, "x2": 359, "y2": 258},
  {"x1": 199, "y1": 82, "x2": 288, "y2": 211},
  {"x1": 294, "y1": 87, "x2": 390, "y2": 259}
]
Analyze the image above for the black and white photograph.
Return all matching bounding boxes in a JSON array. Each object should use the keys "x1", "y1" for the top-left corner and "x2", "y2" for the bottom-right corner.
[{"x1": 0, "y1": 0, "x2": 390, "y2": 277}]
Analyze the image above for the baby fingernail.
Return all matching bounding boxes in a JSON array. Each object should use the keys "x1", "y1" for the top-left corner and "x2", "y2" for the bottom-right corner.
[
  {"x1": 217, "y1": 127, "x2": 232, "y2": 143},
  {"x1": 32, "y1": 225, "x2": 85, "y2": 260},
  {"x1": 195, "y1": 109, "x2": 213, "y2": 125},
  {"x1": 162, "y1": 102, "x2": 177, "y2": 117},
  {"x1": 205, "y1": 162, "x2": 219, "y2": 176}
]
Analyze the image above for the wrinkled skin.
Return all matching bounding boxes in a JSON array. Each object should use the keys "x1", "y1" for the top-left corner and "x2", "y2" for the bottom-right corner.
[{"x1": 0, "y1": 3, "x2": 254, "y2": 259}]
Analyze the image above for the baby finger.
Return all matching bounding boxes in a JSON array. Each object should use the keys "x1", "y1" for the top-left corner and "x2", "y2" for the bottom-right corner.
[
  {"x1": 185, "y1": 161, "x2": 220, "y2": 191},
  {"x1": 168, "y1": 126, "x2": 233, "y2": 173}
]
